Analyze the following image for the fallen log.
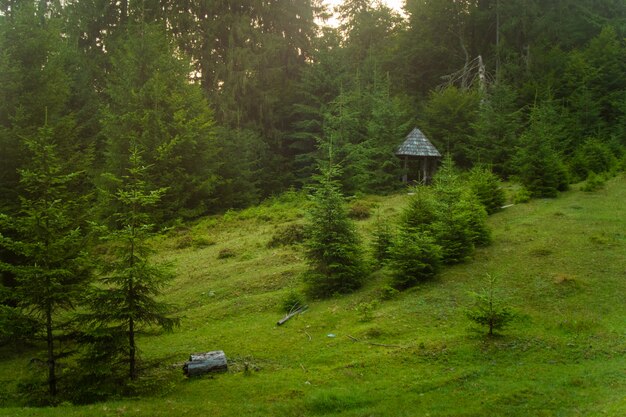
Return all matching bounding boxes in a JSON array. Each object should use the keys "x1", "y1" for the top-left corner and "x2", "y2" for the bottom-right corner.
[
  {"x1": 183, "y1": 350, "x2": 228, "y2": 377},
  {"x1": 277, "y1": 305, "x2": 308, "y2": 326}
]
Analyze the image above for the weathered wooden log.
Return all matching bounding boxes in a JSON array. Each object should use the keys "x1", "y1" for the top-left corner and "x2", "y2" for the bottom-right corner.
[
  {"x1": 183, "y1": 350, "x2": 227, "y2": 377},
  {"x1": 277, "y1": 305, "x2": 308, "y2": 326}
]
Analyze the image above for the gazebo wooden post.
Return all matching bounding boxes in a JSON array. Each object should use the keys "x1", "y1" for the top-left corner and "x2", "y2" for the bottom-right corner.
[{"x1": 402, "y1": 156, "x2": 408, "y2": 183}]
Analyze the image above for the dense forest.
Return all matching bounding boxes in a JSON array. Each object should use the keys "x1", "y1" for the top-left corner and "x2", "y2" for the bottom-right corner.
[
  {"x1": 2, "y1": 0, "x2": 626, "y2": 217},
  {"x1": 1, "y1": 0, "x2": 626, "y2": 406}
]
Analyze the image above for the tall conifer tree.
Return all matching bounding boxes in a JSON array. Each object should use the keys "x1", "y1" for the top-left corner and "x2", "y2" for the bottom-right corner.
[
  {"x1": 87, "y1": 143, "x2": 179, "y2": 381},
  {"x1": 0, "y1": 122, "x2": 91, "y2": 399}
]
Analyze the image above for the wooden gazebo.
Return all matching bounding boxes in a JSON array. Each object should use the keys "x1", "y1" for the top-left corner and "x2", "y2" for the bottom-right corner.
[{"x1": 396, "y1": 127, "x2": 441, "y2": 184}]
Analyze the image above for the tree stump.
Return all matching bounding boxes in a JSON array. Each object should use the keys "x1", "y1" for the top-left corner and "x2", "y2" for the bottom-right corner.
[{"x1": 183, "y1": 350, "x2": 228, "y2": 377}]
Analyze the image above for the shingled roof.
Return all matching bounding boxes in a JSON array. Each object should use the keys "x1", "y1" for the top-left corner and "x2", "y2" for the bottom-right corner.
[{"x1": 396, "y1": 127, "x2": 441, "y2": 157}]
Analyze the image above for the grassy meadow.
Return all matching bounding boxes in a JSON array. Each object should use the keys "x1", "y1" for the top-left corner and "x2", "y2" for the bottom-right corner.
[{"x1": 1, "y1": 177, "x2": 625, "y2": 416}]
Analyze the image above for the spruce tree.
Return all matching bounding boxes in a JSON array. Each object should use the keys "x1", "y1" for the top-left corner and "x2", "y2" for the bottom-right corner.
[
  {"x1": 101, "y1": 23, "x2": 218, "y2": 221},
  {"x1": 371, "y1": 212, "x2": 394, "y2": 267},
  {"x1": 388, "y1": 229, "x2": 442, "y2": 289},
  {"x1": 304, "y1": 166, "x2": 366, "y2": 297},
  {"x1": 467, "y1": 166, "x2": 506, "y2": 215},
  {"x1": 0, "y1": 123, "x2": 91, "y2": 399},
  {"x1": 513, "y1": 102, "x2": 569, "y2": 198},
  {"x1": 86, "y1": 143, "x2": 179, "y2": 381}
]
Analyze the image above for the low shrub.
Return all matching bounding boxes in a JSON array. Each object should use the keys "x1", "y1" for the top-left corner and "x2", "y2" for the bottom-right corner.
[
  {"x1": 581, "y1": 172, "x2": 606, "y2": 192},
  {"x1": 513, "y1": 187, "x2": 532, "y2": 204},
  {"x1": 355, "y1": 300, "x2": 379, "y2": 322},
  {"x1": 348, "y1": 202, "x2": 371, "y2": 220},
  {"x1": 377, "y1": 284, "x2": 400, "y2": 300},
  {"x1": 281, "y1": 290, "x2": 306, "y2": 313},
  {"x1": 217, "y1": 248, "x2": 236, "y2": 259},
  {"x1": 267, "y1": 223, "x2": 306, "y2": 248}
]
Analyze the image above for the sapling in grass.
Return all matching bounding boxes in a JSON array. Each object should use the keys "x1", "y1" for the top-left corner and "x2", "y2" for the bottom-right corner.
[
  {"x1": 371, "y1": 211, "x2": 394, "y2": 267},
  {"x1": 466, "y1": 274, "x2": 516, "y2": 336}
]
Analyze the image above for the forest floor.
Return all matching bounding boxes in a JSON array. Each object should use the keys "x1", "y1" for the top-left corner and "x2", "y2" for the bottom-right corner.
[{"x1": 1, "y1": 176, "x2": 625, "y2": 416}]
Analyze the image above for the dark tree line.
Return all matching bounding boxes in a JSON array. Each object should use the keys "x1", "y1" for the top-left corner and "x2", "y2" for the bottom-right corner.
[{"x1": 1, "y1": 0, "x2": 625, "y2": 215}]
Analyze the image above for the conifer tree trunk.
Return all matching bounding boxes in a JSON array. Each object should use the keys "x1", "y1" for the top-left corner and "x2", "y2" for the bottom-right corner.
[
  {"x1": 129, "y1": 315, "x2": 136, "y2": 380},
  {"x1": 46, "y1": 303, "x2": 56, "y2": 396}
]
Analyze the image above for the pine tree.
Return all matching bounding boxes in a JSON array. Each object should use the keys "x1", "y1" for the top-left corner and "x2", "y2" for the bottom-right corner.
[
  {"x1": 86, "y1": 143, "x2": 179, "y2": 381},
  {"x1": 388, "y1": 229, "x2": 442, "y2": 289},
  {"x1": 371, "y1": 212, "x2": 394, "y2": 267},
  {"x1": 0, "y1": 123, "x2": 91, "y2": 399},
  {"x1": 431, "y1": 158, "x2": 490, "y2": 263},
  {"x1": 364, "y1": 76, "x2": 412, "y2": 193},
  {"x1": 467, "y1": 166, "x2": 506, "y2": 215},
  {"x1": 466, "y1": 274, "x2": 516, "y2": 336},
  {"x1": 469, "y1": 84, "x2": 522, "y2": 177},
  {"x1": 100, "y1": 24, "x2": 218, "y2": 222},
  {"x1": 513, "y1": 102, "x2": 569, "y2": 198},
  {"x1": 421, "y1": 87, "x2": 481, "y2": 169},
  {"x1": 303, "y1": 166, "x2": 366, "y2": 298}
]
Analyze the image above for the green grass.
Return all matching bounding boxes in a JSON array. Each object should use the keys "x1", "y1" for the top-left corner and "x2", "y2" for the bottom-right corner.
[{"x1": 1, "y1": 177, "x2": 626, "y2": 416}]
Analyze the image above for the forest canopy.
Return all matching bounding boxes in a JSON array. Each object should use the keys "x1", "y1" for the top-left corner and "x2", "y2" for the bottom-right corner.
[{"x1": 0, "y1": 0, "x2": 625, "y2": 217}]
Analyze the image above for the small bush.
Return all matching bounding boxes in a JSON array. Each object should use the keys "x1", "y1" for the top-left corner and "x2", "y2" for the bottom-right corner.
[
  {"x1": 348, "y1": 202, "x2": 371, "y2": 220},
  {"x1": 513, "y1": 187, "x2": 531, "y2": 204},
  {"x1": 173, "y1": 234, "x2": 194, "y2": 249},
  {"x1": 388, "y1": 230, "x2": 442, "y2": 289},
  {"x1": 569, "y1": 138, "x2": 617, "y2": 182},
  {"x1": 371, "y1": 216, "x2": 394, "y2": 266},
  {"x1": 377, "y1": 284, "x2": 400, "y2": 300},
  {"x1": 267, "y1": 223, "x2": 306, "y2": 248},
  {"x1": 192, "y1": 236, "x2": 216, "y2": 248},
  {"x1": 355, "y1": 300, "x2": 379, "y2": 322},
  {"x1": 581, "y1": 172, "x2": 606, "y2": 192},
  {"x1": 217, "y1": 248, "x2": 236, "y2": 259},
  {"x1": 281, "y1": 290, "x2": 306, "y2": 313}
]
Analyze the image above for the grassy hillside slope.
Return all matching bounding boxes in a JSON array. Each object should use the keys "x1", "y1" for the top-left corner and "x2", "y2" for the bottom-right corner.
[{"x1": 1, "y1": 177, "x2": 625, "y2": 416}]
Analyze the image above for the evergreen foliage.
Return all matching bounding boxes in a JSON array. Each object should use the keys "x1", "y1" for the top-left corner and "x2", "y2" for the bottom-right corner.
[
  {"x1": 431, "y1": 202, "x2": 476, "y2": 264},
  {"x1": 388, "y1": 229, "x2": 441, "y2": 289},
  {"x1": 303, "y1": 167, "x2": 366, "y2": 298},
  {"x1": 400, "y1": 187, "x2": 439, "y2": 233},
  {"x1": 568, "y1": 138, "x2": 618, "y2": 182},
  {"x1": 100, "y1": 24, "x2": 218, "y2": 222},
  {"x1": 466, "y1": 274, "x2": 516, "y2": 336},
  {"x1": 371, "y1": 213, "x2": 394, "y2": 266},
  {"x1": 398, "y1": 159, "x2": 491, "y2": 267},
  {"x1": 513, "y1": 103, "x2": 570, "y2": 198},
  {"x1": 431, "y1": 159, "x2": 485, "y2": 263},
  {"x1": 581, "y1": 172, "x2": 607, "y2": 192},
  {"x1": 421, "y1": 87, "x2": 481, "y2": 169},
  {"x1": 84, "y1": 144, "x2": 179, "y2": 382},
  {"x1": 1, "y1": 0, "x2": 626, "y2": 403},
  {"x1": 467, "y1": 166, "x2": 506, "y2": 214},
  {"x1": 470, "y1": 84, "x2": 522, "y2": 177},
  {"x1": 0, "y1": 124, "x2": 91, "y2": 399}
]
